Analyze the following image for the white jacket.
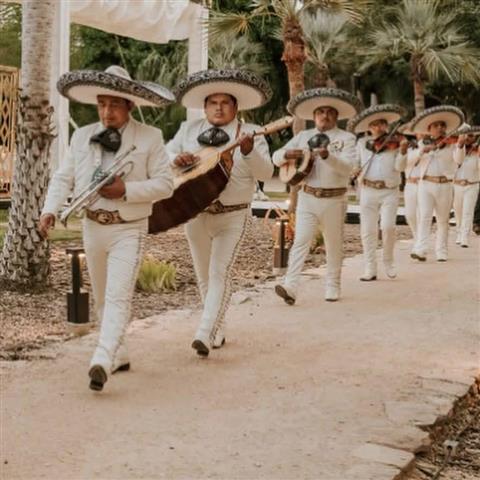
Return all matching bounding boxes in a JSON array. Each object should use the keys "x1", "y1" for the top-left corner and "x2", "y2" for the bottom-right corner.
[
  {"x1": 355, "y1": 136, "x2": 406, "y2": 188},
  {"x1": 42, "y1": 118, "x2": 174, "y2": 221},
  {"x1": 453, "y1": 145, "x2": 480, "y2": 182},
  {"x1": 272, "y1": 127, "x2": 356, "y2": 188},
  {"x1": 408, "y1": 141, "x2": 456, "y2": 179},
  {"x1": 166, "y1": 118, "x2": 273, "y2": 205}
]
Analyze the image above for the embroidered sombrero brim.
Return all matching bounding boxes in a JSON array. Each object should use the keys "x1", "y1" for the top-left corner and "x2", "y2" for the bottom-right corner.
[
  {"x1": 57, "y1": 70, "x2": 175, "y2": 107},
  {"x1": 287, "y1": 88, "x2": 362, "y2": 120},
  {"x1": 410, "y1": 106, "x2": 464, "y2": 134},
  {"x1": 176, "y1": 69, "x2": 272, "y2": 111},
  {"x1": 456, "y1": 125, "x2": 480, "y2": 136},
  {"x1": 347, "y1": 104, "x2": 406, "y2": 134}
]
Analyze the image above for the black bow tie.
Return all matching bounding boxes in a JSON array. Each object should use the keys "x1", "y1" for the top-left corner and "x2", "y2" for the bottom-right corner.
[
  {"x1": 90, "y1": 128, "x2": 122, "y2": 152},
  {"x1": 197, "y1": 127, "x2": 230, "y2": 147},
  {"x1": 308, "y1": 133, "x2": 330, "y2": 150}
]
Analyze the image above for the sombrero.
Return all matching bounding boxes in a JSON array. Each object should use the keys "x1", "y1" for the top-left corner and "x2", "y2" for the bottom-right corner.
[
  {"x1": 175, "y1": 69, "x2": 272, "y2": 111},
  {"x1": 410, "y1": 105, "x2": 464, "y2": 134},
  {"x1": 287, "y1": 88, "x2": 362, "y2": 120},
  {"x1": 454, "y1": 124, "x2": 480, "y2": 136},
  {"x1": 347, "y1": 104, "x2": 406, "y2": 134},
  {"x1": 57, "y1": 65, "x2": 175, "y2": 107}
]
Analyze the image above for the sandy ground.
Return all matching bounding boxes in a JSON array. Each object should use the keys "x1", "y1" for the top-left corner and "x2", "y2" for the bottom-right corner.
[{"x1": 1, "y1": 234, "x2": 479, "y2": 480}]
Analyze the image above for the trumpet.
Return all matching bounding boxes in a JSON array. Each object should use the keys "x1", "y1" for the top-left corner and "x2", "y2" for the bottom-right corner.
[{"x1": 59, "y1": 145, "x2": 136, "y2": 227}]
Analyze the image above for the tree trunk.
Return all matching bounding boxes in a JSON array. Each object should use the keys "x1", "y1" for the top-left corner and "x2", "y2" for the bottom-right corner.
[
  {"x1": 0, "y1": 0, "x2": 56, "y2": 290},
  {"x1": 411, "y1": 57, "x2": 425, "y2": 115},
  {"x1": 281, "y1": 16, "x2": 306, "y2": 214}
]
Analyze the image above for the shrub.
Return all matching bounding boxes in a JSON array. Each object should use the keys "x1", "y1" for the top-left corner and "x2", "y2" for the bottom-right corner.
[{"x1": 136, "y1": 255, "x2": 177, "y2": 293}]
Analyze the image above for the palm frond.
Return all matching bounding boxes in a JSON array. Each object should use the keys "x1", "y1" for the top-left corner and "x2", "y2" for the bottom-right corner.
[{"x1": 208, "y1": 11, "x2": 252, "y2": 44}]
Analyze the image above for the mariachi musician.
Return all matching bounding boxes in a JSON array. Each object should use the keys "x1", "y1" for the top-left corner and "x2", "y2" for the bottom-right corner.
[
  {"x1": 166, "y1": 70, "x2": 273, "y2": 357},
  {"x1": 453, "y1": 126, "x2": 480, "y2": 248},
  {"x1": 347, "y1": 104, "x2": 408, "y2": 281},
  {"x1": 273, "y1": 88, "x2": 360, "y2": 303},
  {"x1": 38, "y1": 66, "x2": 175, "y2": 391},
  {"x1": 409, "y1": 106, "x2": 465, "y2": 262}
]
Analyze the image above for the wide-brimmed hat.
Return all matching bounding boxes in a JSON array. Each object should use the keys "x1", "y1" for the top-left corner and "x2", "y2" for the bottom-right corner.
[
  {"x1": 175, "y1": 69, "x2": 272, "y2": 111},
  {"x1": 57, "y1": 65, "x2": 175, "y2": 107},
  {"x1": 410, "y1": 105, "x2": 464, "y2": 134},
  {"x1": 347, "y1": 104, "x2": 406, "y2": 134},
  {"x1": 287, "y1": 87, "x2": 362, "y2": 120},
  {"x1": 457, "y1": 125, "x2": 480, "y2": 136}
]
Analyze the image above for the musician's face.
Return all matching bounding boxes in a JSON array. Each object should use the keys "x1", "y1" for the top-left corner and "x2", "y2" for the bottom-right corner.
[
  {"x1": 313, "y1": 107, "x2": 338, "y2": 131},
  {"x1": 204, "y1": 94, "x2": 238, "y2": 126},
  {"x1": 97, "y1": 95, "x2": 133, "y2": 129},
  {"x1": 368, "y1": 119, "x2": 388, "y2": 138},
  {"x1": 428, "y1": 121, "x2": 447, "y2": 138},
  {"x1": 465, "y1": 134, "x2": 477, "y2": 145}
]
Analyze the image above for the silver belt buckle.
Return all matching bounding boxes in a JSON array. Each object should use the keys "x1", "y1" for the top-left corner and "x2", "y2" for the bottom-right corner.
[{"x1": 96, "y1": 210, "x2": 114, "y2": 225}]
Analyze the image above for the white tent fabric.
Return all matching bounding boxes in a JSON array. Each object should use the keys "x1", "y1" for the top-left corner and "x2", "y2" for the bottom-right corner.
[{"x1": 68, "y1": 0, "x2": 202, "y2": 44}]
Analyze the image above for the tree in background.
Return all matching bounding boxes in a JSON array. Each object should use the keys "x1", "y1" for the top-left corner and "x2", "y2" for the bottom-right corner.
[
  {"x1": 0, "y1": 0, "x2": 55, "y2": 289},
  {"x1": 359, "y1": 0, "x2": 480, "y2": 115}
]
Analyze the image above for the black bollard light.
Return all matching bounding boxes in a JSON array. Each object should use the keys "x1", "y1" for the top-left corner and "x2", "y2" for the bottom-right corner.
[
  {"x1": 273, "y1": 218, "x2": 290, "y2": 275},
  {"x1": 66, "y1": 247, "x2": 89, "y2": 327}
]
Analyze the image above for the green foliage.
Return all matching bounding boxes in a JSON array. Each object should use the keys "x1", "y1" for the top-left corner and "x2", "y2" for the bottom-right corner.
[
  {"x1": 310, "y1": 229, "x2": 324, "y2": 253},
  {"x1": 136, "y1": 255, "x2": 177, "y2": 293},
  {"x1": 0, "y1": 3, "x2": 21, "y2": 68}
]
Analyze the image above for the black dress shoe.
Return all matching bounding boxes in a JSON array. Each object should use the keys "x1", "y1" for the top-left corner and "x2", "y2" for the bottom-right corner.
[
  {"x1": 461, "y1": 244, "x2": 469, "y2": 248},
  {"x1": 360, "y1": 275, "x2": 377, "y2": 282},
  {"x1": 410, "y1": 253, "x2": 426, "y2": 261},
  {"x1": 89, "y1": 365, "x2": 107, "y2": 391},
  {"x1": 192, "y1": 339, "x2": 209, "y2": 357},
  {"x1": 112, "y1": 362, "x2": 130, "y2": 374},
  {"x1": 212, "y1": 338, "x2": 226, "y2": 349},
  {"x1": 275, "y1": 285, "x2": 296, "y2": 305}
]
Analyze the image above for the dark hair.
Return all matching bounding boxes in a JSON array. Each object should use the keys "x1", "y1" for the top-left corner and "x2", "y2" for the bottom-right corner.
[
  {"x1": 204, "y1": 93, "x2": 238, "y2": 108},
  {"x1": 313, "y1": 106, "x2": 339, "y2": 117}
]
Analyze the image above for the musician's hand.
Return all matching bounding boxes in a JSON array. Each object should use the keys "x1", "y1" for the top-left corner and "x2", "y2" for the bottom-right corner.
[
  {"x1": 174, "y1": 153, "x2": 196, "y2": 167},
  {"x1": 313, "y1": 147, "x2": 329, "y2": 160},
  {"x1": 457, "y1": 135, "x2": 466, "y2": 148},
  {"x1": 99, "y1": 175, "x2": 126, "y2": 199},
  {"x1": 38, "y1": 213, "x2": 55, "y2": 239},
  {"x1": 239, "y1": 133, "x2": 254, "y2": 156},
  {"x1": 400, "y1": 139, "x2": 409, "y2": 155}
]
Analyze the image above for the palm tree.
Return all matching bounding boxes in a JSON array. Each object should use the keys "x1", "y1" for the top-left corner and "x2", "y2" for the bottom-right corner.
[
  {"x1": 209, "y1": 0, "x2": 368, "y2": 212},
  {"x1": 360, "y1": 0, "x2": 480, "y2": 115},
  {"x1": 0, "y1": 0, "x2": 56, "y2": 289}
]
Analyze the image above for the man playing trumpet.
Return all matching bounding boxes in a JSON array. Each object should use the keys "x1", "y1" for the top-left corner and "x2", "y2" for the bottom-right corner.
[{"x1": 38, "y1": 66, "x2": 174, "y2": 391}]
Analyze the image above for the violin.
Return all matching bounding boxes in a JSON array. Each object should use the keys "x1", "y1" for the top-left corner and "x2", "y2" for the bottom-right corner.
[
  {"x1": 422, "y1": 135, "x2": 458, "y2": 150},
  {"x1": 365, "y1": 133, "x2": 414, "y2": 153}
]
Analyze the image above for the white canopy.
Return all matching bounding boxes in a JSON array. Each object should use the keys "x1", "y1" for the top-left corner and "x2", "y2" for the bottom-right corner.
[{"x1": 10, "y1": 0, "x2": 208, "y2": 166}]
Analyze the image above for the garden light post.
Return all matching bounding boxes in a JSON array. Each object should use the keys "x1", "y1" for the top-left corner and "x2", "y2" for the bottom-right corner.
[
  {"x1": 66, "y1": 247, "x2": 89, "y2": 331},
  {"x1": 273, "y1": 218, "x2": 290, "y2": 275}
]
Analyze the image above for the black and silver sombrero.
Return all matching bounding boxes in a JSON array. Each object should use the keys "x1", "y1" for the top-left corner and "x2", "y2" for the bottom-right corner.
[
  {"x1": 457, "y1": 125, "x2": 480, "y2": 136},
  {"x1": 175, "y1": 69, "x2": 272, "y2": 111},
  {"x1": 410, "y1": 105, "x2": 465, "y2": 134},
  {"x1": 287, "y1": 88, "x2": 362, "y2": 120},
  {"x1": 347, "y1": 104, "x2": 407, "y2": 134},
  {"x1": 57, "y1": 66, "x2": 175, "y2": 107}
]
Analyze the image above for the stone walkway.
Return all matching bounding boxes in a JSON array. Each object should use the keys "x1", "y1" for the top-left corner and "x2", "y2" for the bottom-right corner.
[{"x1": 1, "y1": 234, "x2": 479, "y2": 480}]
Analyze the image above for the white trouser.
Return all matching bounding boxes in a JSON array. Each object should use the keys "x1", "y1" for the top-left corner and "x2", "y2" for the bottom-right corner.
[
  {"x1": 83, "y1": 218, "x2": 147, "y2": 371},
  {"x1": 404, "y1": 182, "x2": 419, "y2": 242},
  {"x1": 185, "y1": 209, "x2": 249, "y2": 344},
  {"x1": 359, "y1": 186, "x2": 399, "y2": 276},
  {"x1": 414, "y1": 181, "x2": 453, "y2": 258},
  {"x1": 453, "y1": 183, "x2": 480, "y2": 245},
  {"x1": 284, "y1": 191, "x2": 347, "y2": 295}
]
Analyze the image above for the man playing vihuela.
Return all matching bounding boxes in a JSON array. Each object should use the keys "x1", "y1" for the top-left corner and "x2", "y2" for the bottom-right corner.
[
  {"x1": 166, "y1": 69, "x2": 273, "y2": 357},
  {"x1": 408, "y1": 106, "x2": 465, "y2": 262},
  {"x1": 452, "y1": 126, "x2": 480, "y2": 248},
  {"x1": 347, "y1": 104, "x2": 408, "y2": 281},
  {"x1": 38, "y1": 66, "x2": 175, "y2": 391},
  {"x1": 273, "y1": 88, "x2": 360, "y2": 304}
]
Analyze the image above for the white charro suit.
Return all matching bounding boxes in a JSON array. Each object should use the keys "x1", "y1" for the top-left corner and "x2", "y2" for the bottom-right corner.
[
  {"x1": 273, "y1": 127, "x2": 356, "y2": 300},
  {"x1": 355, "y1": 137, "x2": 407, "y2": 277},
  {"x1": 42, "y1": 117, "x2": 174, "y2": 372},
  {"x1": 167, "y1": 118, "x2": 273, "y2": 348},
  {"x1": 411, "y1": 141, "x2": 455, "y2": 260},
  {"x1": 404, "y1": 147, "x2": 422, "y2": 243},
  {"x1": 452, "y1": 144, "x2": 480, "y2": 246}
]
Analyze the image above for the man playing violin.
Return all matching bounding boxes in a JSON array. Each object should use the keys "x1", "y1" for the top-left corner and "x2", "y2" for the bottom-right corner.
[
  {"x1": 166, "y1": 70, "x2": 273, "y2": 357},
  {"x1": 347, "y1": 104, "x2": 407, "y2": 281},
  {"x1": 273, "y1": 88, "x2": 360, "y2": 304},
  {"x1": 452, "y1": 127, "x2": 480, "y2": 247},
  {"x1": 408, "y1": 106, "x2": 465, "y2": 262}
]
